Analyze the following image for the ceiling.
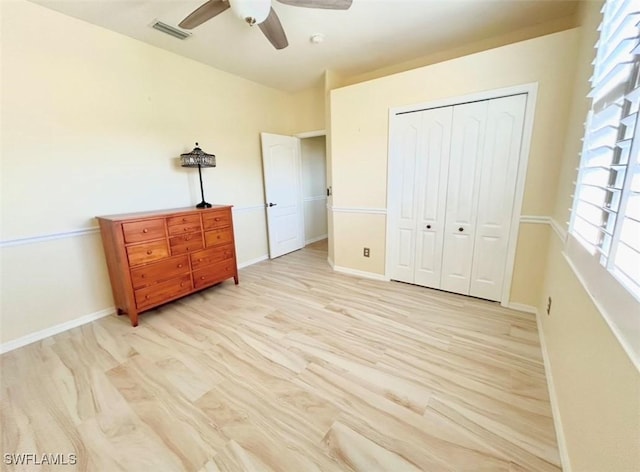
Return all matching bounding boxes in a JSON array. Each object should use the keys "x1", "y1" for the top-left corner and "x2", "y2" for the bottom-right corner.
[{"x1": 30, "y1": 0, "x2": 581, "y2": 92}]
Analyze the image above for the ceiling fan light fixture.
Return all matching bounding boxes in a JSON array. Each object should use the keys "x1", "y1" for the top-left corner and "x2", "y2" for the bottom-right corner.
[{"x1": 228, "y1": 0, "x2": 271, "y2": 25}]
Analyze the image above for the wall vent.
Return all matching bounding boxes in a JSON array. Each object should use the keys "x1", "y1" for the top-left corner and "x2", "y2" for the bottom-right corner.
[{"x1": 151, "y1": 21, "x2": 191, "y2": 40}]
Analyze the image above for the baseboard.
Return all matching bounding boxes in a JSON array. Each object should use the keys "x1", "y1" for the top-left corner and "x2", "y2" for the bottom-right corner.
[
  {"x1": 535, "y1": 309, "x2": 572, "y2": 472},
  {"x1": 237, "y1": 254, "x2": 269, "y2": 269},
  {"x1": 504, "y1": 302, "x2": 538, "y2": 314},
  {"x1": 0, "y1": 307, "x2": 115, "y2": 354},
  {"x1": 327, "y1": 257, "x2": 335, "y2": 268},
  {"x1": 305, "y1": 234, "x2": 328, "y2": 245},
  {"x1": 333, "y1": 265, "x2": 389, "y2": 281}
]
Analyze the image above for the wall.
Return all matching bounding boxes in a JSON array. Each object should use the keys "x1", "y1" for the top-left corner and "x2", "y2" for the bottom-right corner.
[
  {"x1": 300, "y1": 137, "x2": 327, "y2": 244},
  {"x1": 0, "y1": 0, "x2": 296, "y2": 345},
  {"x1": 329, "y1": 29, "x2": 580, "y2": 306},
  {"x1": 537, "y1": 1, "x2": 640, "y2": 470}
]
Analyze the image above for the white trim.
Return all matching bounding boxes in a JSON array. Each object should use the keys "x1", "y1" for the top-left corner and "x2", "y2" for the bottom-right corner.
[
  {"x1": 295, "y1": 130, "x2": 326, "y2": 139},
  {"x1": 504, "y1": 302, "x2": 538, "y2": 314},
  {"x1": 519, "y1": 215, "x2": 550, "y2": 224},
  {"x1": 518, "y1": 215, "x2": 566, "y2": 243},
  {"x1": 0, "y1": 227, "x2": 100, "y2": 248},
  {"x1": 0, "y1": 307, "x2": 114, "y2": 354},
  {"x1": 303, "y1": 195, "x2": 327, "y2": 203},
  {"x1": 331, "y1": 207, "x2": 387, "y2": 215},
  {"x1": 237, "y1": 254, "x2": 269, "y2": 269},
  {"x1": 327, "y1": 257, "x2": 335, "y2": 268},
  {"x1": 333, "y1": 265, "x2": 390, "y2": 281},
  {"x1": 536, "y1": 309, "x2": 572, "y2": 472},
  {"x1": 549, "y1": 218, "x2": 567, "y2": 243},
  {"x1": 232, "y1": 205, "x2": 266, "y2": 214},
  {"x1": 305, "y1": 234, "x2": 328, "y2": 245}
]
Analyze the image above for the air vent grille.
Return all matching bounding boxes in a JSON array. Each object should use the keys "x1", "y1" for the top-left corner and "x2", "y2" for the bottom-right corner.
[{"x1": 152, "y1": 21, "x2": 191, "y2": 40}]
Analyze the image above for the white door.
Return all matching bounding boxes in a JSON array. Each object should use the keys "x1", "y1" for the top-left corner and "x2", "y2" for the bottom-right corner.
[
  {"x1": 440, "y1": 100, "x2": 488, "y2": 295},
  {"x1": 414, "y1": 107, "x2": 453, "y2": 287},
  {"x1": 388, "y1": 107, "x2": 453, "y2": 286},
  {"x1": 388, "y1": 111, "x2": 422, "y2": 283},
  {"x1": 260, "y1": 133, "x2": 305, "y2": 259},
  {"x1": 469, "y1": 94, "x2": 526, "y2": 301}
]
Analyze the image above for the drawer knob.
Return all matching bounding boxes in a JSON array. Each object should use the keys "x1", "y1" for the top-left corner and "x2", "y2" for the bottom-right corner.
[
  {"x1": 201, "y1": 276, "x2": 205, "y2": 280},
  {"x1": 178, "y1": 264, "x2": 183, "y2": 268},
  {"x1": 426, "y1": 225, "x2": 431, "y2": 229},
  {"x1": 186, "y1": 247, "x2": 190, "y2": 251},
  {"x1": 180, "y1": 282, "x2": 184, "y2": 287},
  {"x1": 182, "y1": 218, "x2": 187, "y2": 223},
  {"x1": 141, "y1": 274, "x2": 145, "y2": 278},
  {"x1": 145, "y1": 295, "x2": 150, "y2": 300},
  {"x1": 217, "y1": 235, "x2": 221, "y2": 239},
  {"x1": 458, "y1": 227, "x2": 464, "y2": 232},
  {"x1": 198, "y1": 259, "x2": 202, "y2": 262},
  {"x1": 143, "y1": 228, "x2": 148, "y2": 233},
  {"x1": 184, "y1": 227, "x2": 188, "y2": 231},
  {"x1": 215, "y1": 217, "x2": 220, "y2": 221},
  {"x1": 146, "y1": 250, "x2": 152, "y2": 255}
]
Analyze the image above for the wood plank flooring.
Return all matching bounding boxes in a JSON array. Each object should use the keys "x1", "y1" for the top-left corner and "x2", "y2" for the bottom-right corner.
[{"x1": 1, "y1": 240, "x2": 561, "y2": 471}]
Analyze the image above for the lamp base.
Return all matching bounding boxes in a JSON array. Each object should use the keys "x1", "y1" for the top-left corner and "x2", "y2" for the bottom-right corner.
[{"x1": 196, "y1": 201, "x2": 212, "y2": 209}]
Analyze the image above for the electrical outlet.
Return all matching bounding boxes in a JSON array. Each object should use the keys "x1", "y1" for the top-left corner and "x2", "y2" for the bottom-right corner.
[
  {"x1": 546, "y1": 296, "x2": 552, "y2": 315},
  {"x1": 363, "y1": 247, "x2": 370, "y2": 258}
]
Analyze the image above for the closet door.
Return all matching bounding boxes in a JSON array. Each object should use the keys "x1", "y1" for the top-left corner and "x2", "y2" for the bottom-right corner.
[
  {"x1": 414, "y1": 107, "x2": 453, "y2": 287},
  {"x1": 388, "y1": 111, "x2": 422, "y2": 283},
  {"x1": 440, "y1": 100, "x2": 488, "y2": 295},
  {"x1": 469, "y1": 94, "x2": 526, "y2": 301}
]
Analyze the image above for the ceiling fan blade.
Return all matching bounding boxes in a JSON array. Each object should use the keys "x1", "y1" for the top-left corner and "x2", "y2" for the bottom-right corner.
[
  {"x1": 275, "y1": 0, "x2": 352, "y2": 10},
  {"x1": 259, "y1": 7, "x2": 289, "y2": 50},
  {"x1": 179, "y1": 0, "x2": 230, "y2": 29}
]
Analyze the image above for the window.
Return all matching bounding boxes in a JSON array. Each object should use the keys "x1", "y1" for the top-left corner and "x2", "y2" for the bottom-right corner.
[{"x1": 570, "y1": 0, "x2": 640, "y2": 300}]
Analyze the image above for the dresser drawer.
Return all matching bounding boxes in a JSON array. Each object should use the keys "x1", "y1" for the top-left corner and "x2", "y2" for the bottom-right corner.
[
  {"x1": 167, "y1": 214, "x2": 202, "y2": 236},
  {"x1": 193, "y1": 261, "x2": 236, "y2": 289},
  {"x1": 130, "y1": 255, "x2": 190, "y2": 289},
  {"x1": 135, "y1": 275, "x2": 192, "y2": 309},
  {"x1": 122, "y1": 219, "x2": 165, "y2": 244},
  {"x1": 190, "y1": 244, "x2": 235, "y2": 270},
  {"x1": 126, "y1": 240, "x2": 169, "y2": 267},
  {"x1": 205, "y1": 228, "x2": 233, "y2": 247},
  {"x1": 202, "y1": 210, "x2": 232, "y2": 230},
  {"x1": 169, "y1": 232, "x2": 203, "y2": 255}
]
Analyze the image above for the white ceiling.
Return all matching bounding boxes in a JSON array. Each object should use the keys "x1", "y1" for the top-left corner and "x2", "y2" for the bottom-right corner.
[{"x1": 30, "y1": 0, "x2": 580, "y2": 92}]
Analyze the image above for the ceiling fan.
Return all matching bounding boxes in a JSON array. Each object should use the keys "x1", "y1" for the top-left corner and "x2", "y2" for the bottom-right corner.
[{"x1": 179, "y1": 0, "x2": 352, "y2": 50}]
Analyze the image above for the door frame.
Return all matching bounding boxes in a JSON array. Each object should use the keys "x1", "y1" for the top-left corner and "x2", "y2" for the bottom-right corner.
[{"x1": 385, "y1": 82, "x2": 539, "y2": 307}]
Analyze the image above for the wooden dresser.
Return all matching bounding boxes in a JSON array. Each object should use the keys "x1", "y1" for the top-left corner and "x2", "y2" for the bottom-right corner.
[{"x1": 97, "y1": 205, "x2": 238, "y2": 326}]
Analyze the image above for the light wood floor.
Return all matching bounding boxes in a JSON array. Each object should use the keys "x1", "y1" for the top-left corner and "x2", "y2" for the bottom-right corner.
[{"x1": 1, "y1": 240, "x2": 561, "y2": 471}]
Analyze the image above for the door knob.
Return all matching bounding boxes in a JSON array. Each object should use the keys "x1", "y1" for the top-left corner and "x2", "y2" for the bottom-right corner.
[
  {"x1": 426, "y1": 225, "x2": 432, "y2": 229},
  {"x1": 267, "y1": 203, "x2": 277, "y2": 207},
  {"x1": 458, "y1": 227, "x2": 464, "y2": 232}
]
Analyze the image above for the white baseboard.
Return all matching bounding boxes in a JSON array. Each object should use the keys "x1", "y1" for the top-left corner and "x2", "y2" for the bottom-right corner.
[
  {"x1": 504, "y1": 302, "x2": 538, "y2": 314},
  {"x1": 0, "y1": 307, "x2": 115, "y2": 354},
  {"x1": 237, "y1": 254, "x2": 269, "y2": 269},
  {"x1": 305, "y1": 234, "x2": 328, "y2": 245},
  {"x1": 327, "y1": 257, "x2": 335, "y2": 268},
  {"x1": 333, "y1": 265, "x2": 389, "y2": 281},
  {"x1": 535, "y1": 309, "x2": 571, "y2": 472}
]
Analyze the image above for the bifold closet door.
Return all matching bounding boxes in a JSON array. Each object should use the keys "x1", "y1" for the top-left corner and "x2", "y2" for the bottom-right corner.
[
  {"x1": 440, "y1": 94, "x2": 526, "y2": 301},
  {"x1": 388, "y1": 107, "x2": 453, "y2": 285},
  {"x1": 469, "y1": 94, "x2": 526, "y2": 301}
]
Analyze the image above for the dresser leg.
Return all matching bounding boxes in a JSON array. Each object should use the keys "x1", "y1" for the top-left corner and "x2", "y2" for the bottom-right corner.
[
  {"x1": 128, "y1": 311, "x2": 139, "y2": 327},
  {"x1": 234, "y1": 274, "x2": 239, "y2": 285}
]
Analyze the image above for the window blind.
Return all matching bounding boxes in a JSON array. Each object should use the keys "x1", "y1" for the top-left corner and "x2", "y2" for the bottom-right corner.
[{"x1": 571, "y1": 0, "x2": 640, "y2": 299}]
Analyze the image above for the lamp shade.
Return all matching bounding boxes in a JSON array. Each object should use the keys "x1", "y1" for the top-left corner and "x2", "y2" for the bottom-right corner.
[
  {"x1": 228, "y1": 0, "x2": 271, "y2": 25},
  {"x1": 180, "y1": 142, "x2": 216, "y2": 168}
]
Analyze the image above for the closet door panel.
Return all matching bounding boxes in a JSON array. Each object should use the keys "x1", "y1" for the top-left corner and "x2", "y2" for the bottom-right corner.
[
  {"x1": 470, "y1": 94, "x2": 526, "y2": 301},
  {"x1": 414, "y1": 107, "x2": 453, "y2": 287},
  {"x1": 388, "y1": 112, "x2": 422, "y2": 283},
  {"x1": 441, "y1": 101, "x2": 487, "y2": 295}
]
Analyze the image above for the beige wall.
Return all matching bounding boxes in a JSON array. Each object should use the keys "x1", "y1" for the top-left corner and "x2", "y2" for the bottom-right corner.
[
  {"x1": 330, "y1": 29, "x2": 579, "y2": 307},
  {"x1": 301, "y1": 136, "x2": 328, "y2": 243},
  {"x1": 0, "y1": 0, "x2": 296, "y2": 344},
  {"x1": 537, "y1": 1, "x2": 640, "y2": 470}
]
